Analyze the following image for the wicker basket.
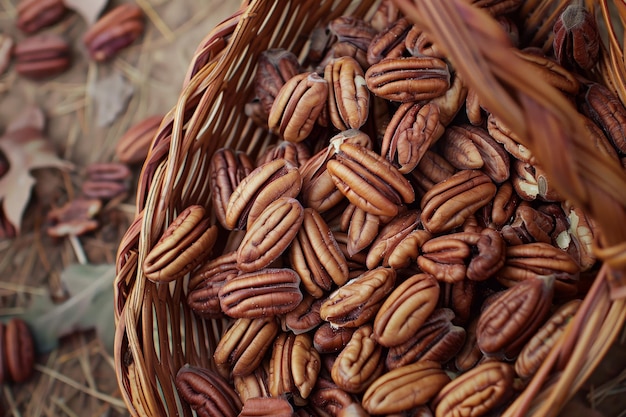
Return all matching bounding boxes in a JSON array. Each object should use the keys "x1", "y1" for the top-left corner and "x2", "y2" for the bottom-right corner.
[{"x1": 114, "y1": 0, "x2": 626, "y2": 416}]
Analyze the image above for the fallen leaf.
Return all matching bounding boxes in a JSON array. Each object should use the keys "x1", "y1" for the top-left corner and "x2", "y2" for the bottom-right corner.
[
  {"x1": 0, "y1": 128, "x2": 74, "y2": 233},
  {"x1": 17, "y1": 263, "x2": 116, "y2": 354},
  {"x1": 88, "y1": 71, "x2": 135, "y2": 127},
  {"x1": 64, "y1": 0, "x2": 110, "y2": 26},
  {"x1": 6, "y1": 105, "x2": 46, "y2": 133}
]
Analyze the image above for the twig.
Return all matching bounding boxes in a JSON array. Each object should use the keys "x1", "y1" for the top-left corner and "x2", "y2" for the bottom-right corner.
[
  {"x1": 3, "y1": 385, "x2": 22, "y2": 417},
  {"x1": 68, "y1": 235, "x2": 88, "y2": 265},
  {"x1": 136, "y1": 0, "x2": 176, "y2": 43}
]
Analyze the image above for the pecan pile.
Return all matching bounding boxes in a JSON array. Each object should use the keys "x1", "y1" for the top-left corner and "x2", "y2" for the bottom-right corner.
[{"x1": 150, "y1": 1, "x2": 625, "y2": 416}]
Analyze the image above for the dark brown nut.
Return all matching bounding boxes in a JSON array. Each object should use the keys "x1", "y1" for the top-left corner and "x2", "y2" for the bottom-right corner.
[
  {"x1": 515, "y1": 299, "x2": 582, "y2": 378},
  {"x1": 487, "y1": 113, "x2": 534, "y2": 163},
  {"x1": 440, "y1": 124, "x2": 510, "y2": 183},
  {"x1": 86, "y1": 162, "x2": 131, "y2": 181},
  {"x1": 410, "y1": 150, "x2": 456, "y2": 197},
  {"x1": 513, "y1": 49, "x2": 580, "y2": 95},
  {"x1": 269, "y1": 332, "x2": 321, "y2": 401},
  {"x1": 581, "y1": 82, "x2": 626, "y2": 154},
  {"x1": 582, "y1": 114, "x2": 621, "y2": 161},
  {"x1": 13, "y1": 34, "x2": 71, "y2": 79},
  {"x1": 237, "y1": 197, "x2": 303, "y2": 272},
  {"x1": 225, "y1": 158, "x2": 302, "y2": 230},
  {"x1": 209, "y1": 148, "x2": 255, "y2": 230},
  {"x1": 239, "y1": 397, "x2": 295, "y2": 417},
  {"x1": 433, "y1": 361, "x2": 514, "y2": 417},
  {"x1": 5, "y1": 318, "x2": 35, "y2": 383},
  {"x1": 477, "y1": 276, "x2": 555, "y2": 359},
  {"x1": 420, "y1": 170, "x2": 497, "y2": 234},
  {"x1": 175, "y1": 365, "x2": 242, "y2": 417},
  {"x1": 46, "y1": 198, "x2": 102, "y2": 237},
  {"x1": 405, "y1": 25, "x2": 445, "y2": 59},
  {"x1": 430, "y1": 71, "x2": 468, "y2": 126},
  {"x1": 255, "y1": 49, "x2": 302, "y2": 115},
  {"x1": 368, "y1": 0, "x2": 401, "y2": 32},
  {"x1": 381, "y1": 102, "x2": 445, "y2": 174},
  {"x1": 300, "y1": 129, "x2": 372, "y2": 213},
  {"x1": 365, "y1": 57, "x2": 451, "y2": 102},
  {"x1": 340, "y1": 204, "x2": 380, "y2": 257},
  {"x1": 218, "y1": 268, "x2": 302, "y2": 318},
  {"x1": 387, "y1": 229, "x2": 432, "y2": 269},
  {"x1": 333, "y1": 231, "x2": 369, "y2": 278},
  {"x1": 367, "y1": 18, "x2": 411, "y2": 66},
  {"x1": 289, "y1": 208, "x2": 349, "y2": 298},
  {"x1": 329, "y1": 16, "x2": 378, "y2": 54},
  {"x1": 465, "y1": 88, "x2": 486, "y2": 126},
  {"x1": 477, "y1": 181, "x2": 520, "y2": 229},
  {"x1": 82, "y1": 162, "x2": 131, "y2": 199},
  {"x1": 325, "y1": 56, "x2": 369, "y2": 130},
  {"x1": 320, "y1": 267, "x2": 396, "y2": 328},
  {"x1": 362, "y1": 361, "x2": 451, "y2": 414},
  {"x1": 313, "y1": 323, "x2": 356, "y2": 354},
  {"x1": 366, "y1": 210, "x2": 420, "y2": 269},
  {"x1": 256, "y1": 141, "x2": 310, "y2": 168},
  {"x1": 327, "y1": 142, "x2": 415, "y2": 217},
  {"x1": 83, "y1": 4, "x2": 145, "y2": 62},
  {"x1": 331, "y1": 325, "x2": 384, "y2": 393},
  {"x1": 386, "y1": 308, "x2": 466, "y2": 369},
  {"x1": 373, "y1": 273, "x2": 439, "y2": 347},
  {"x1": 454, "y1": 318, "x2": 483, "y2": 372},
  {"x1": 115, "y1": 114, "x2": 163, "y2": 164},
  {"x1": 497, "y1": 242, "x2": 580, "y2": 296},
  {"x1": 213, "y1": 317, "x2": 279, "y2": 379},
  {"x1": 553, "y1": 4, "x2": 600, "y2": 71},
  {"x1": 440, "y1": 280, "x2": 475, "y2": 326},
  {"x1": 268, "y1": 72, "x2": 328, "y2": 143},
  {"x1": 319, "y1": 41, "x2": 370, "y2": 75},
  {"x1": 143, "y1": 206, "x2": 218, "y2": 283},
  {"x1": 17, "y1": 0, "x2": 66, "y2": 34},
  {"x1": 282, "y1": 294, "x2": 324, "y2": 335},
  {"x1": 559, "y1": 201, "x2": 597, "y2": 271},
  {"x1": 81, "y1": 179, "x2": 128, "y2": 200},
  {"x1": 501, "y1": 203, "x2": 554, "y2": 245},
  {"x1": 187, "y1": 252, "x2": 238, "y2": 318},
  {"x1": 309, "y1": 380, "x2": 368, "y2": 416}
]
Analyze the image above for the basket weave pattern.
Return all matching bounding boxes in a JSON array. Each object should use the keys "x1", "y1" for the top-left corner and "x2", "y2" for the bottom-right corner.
[{"x1": 114, "y1": 0, "x2": 626, "y2": 416}]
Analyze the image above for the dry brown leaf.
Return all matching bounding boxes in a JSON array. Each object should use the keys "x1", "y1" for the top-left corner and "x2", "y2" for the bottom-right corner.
[
  {"x1": 88, "y1": 70, "x2": 135, "y2": 127},
  {"x1": 0, "y1": 128, "x2": 74, "y2": 233},
  {"x1": 6, "y1": 105, "x2": 46, "y2": 133},
  {"x1": 64, "y1": 0, "x2": 110, "y2": 26}
]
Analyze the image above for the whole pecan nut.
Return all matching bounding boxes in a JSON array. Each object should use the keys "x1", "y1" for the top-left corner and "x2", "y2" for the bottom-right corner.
[
  {"x1": 331, "y1": 325, "x2": 384, "y2": 393},
  {"x1": 175, "y1": 365, "x2": 242, "y2": 417},
  {"x1": 83, "y1": 4, "x2": 145, "y2": 62},
  {"x1": 17, "y1": 0, "x2": 66, "y2": 34},
  {"x1": 187, "y1": 252, "x2": 238, "y2": 318},
  {"x1": 269, "y1": 332, "x2": 321, "y2": 401},
  {"x1": 4, "y1": 318, "x2": 35, "y2": 383},
  {"x1": 366, "y1": 210, "x2": 420, "y2": 269},
  {"x1": 254, "y1": 48, "x2": 302, "y2": 115},
  {"x1": 115, "y1": 114, "x2": 163, "y2": 165},
  {"x1": 239, "y1": 397, "x2": 295, "y2": 417},
  {"x1": 13, "y1": 33, "x2": 71, "y2": 79},
  {"x1": 325, "y1": 56, "x2": 370, "y2": 130}
]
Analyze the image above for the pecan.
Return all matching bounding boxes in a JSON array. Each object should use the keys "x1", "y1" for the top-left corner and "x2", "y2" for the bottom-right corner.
[
  {"x1": 420, "y1": 170, "x2": 497, "y2": 234},
  {"x1": 440, "y1": 124, "x2": 510, "y2": 183},
  {"x1": 387, "y1": 228, "x2": 432, "y2": 269},
  {"x1": 558, "y1": 201, "x2": 597, "y2": 271},
  {"x1": 289, "y1": 208, "x2": 349, "y2": 298},
  {"x1": 510, "y1": 159, "x2": 539, "y2": 201},
  {"x1": 256, "y1": 141, "x2": 310, "y2": 168},
  {"x1": 82, "y1": 162, "x2": 131, "y2": 200},
  {"x1": 13, "y1": 33, "x2": 71, "y2": 79},
  {"x1": 319, "y1": 41, "x2": 370, "y2": 74},
  {"x1": 329, "y1": 16, "x2": 378, "y2": 54},
  {"x1": 239, "y1": 397, "x2": 295, "y2": 417},
  {"x1": 386, "y1": 308, "x2": 466, "y2": 369},
  {"x1": 581, "y1": 82, "x2": 626, "y2": 154},
  {"x1": 115, "y1": 114, "x2": 163, "y2": 165},
  {"x1": 439, "y1": 280, "x2": 475, "y2": 326},
  {"x1": 4, "y1": 318, "x2": 35, "y2": 383},
  {"x1": 333, "y1": 231, "x2": 369, "y2": 278},
  {"x1": 81, "y1": 179, "x2": 128, "y2": 200},
  {"x1": 372, "y1": 272, "x2": 438, "y2": 347},
  {"x1": 501, "y1": 203, "x2": 554, "y2": 245},
  {"x1": 320, "y1": 267, "x2": 395, "y2": 328},
  {"x1": 366, "y1": 210, "x2": 420, "y2": 269},
  {"x1": 515, "y1": 299, "x2": 582, "y2": 378},
  {"x1": 143, "y1": 206, "x2": 217, "y2": 283},
  {"x1": 487, "y1": 113, "x2": 534, "y2": 162},
  {"x1": 187, "y1": 252, "x2": 238, "y2": 318},
  {"x1": 218, "y1": 268, "x2": 303, "y2": 318},
  {"x1": 362, "y1": 361, "x2": 450, "y2": 414},
  {"x1": 309, "y1": 380, "x2": 368, "y2": 416},
  {"x1": 213, "y1": 317, "x2": 279, "y2": 378},
  {"x1": 225, "y1": 158, "x2": 301, "y2": 230},
  {"x1": 325, "y1": 56, "x2": 369, "y2": 130},
  {"x1": 497, "y1": 242, "x2": 580, "y2": 296},
  {"x1": 283, "y1": 294, "x2": 324, "y2": 335},
  {"x1": 433, "y1": 361, "x2": 515, "y2": 417},
  {"x1": 471, "y1": 0, "x2": 523, "y2": 15},
  {"x1": 300, "y1": 129, "x2": 371, "y2": 213},
  {"x1": 175, "y1": 365, "x2": 242, "y2": 417},
  {"x1": 327, "y1": 142, "x2": 415, "y2": 217},
  {"x1": 465, "y1": 87, "x2": 486, "y2": 126},
  {"x1": 233, "y1": 364, "x2": 270, "y2": 402},
  {"x1": 405, "y1": 24, "x2": 445, "y2": 59},
  {"x1": 268, "y1": 72, "x2": 328, "y2": 143},
  {"x1": 313, "y1": 322, "x2": 356, "y2": 354},
  {"x1": 430, "y1": 72, "x2": 468, "y2": 126},
  {"x1": 340, "y1": 204, "x2": 380, "y2": 257},
  {"x1": 83, "y1": 4, "x2": 145, "y2": 62},
  {"x1": 17, "y1": 0, "x2": 66, "y2": 34},
  {"x1": 454, "y1": 318, "x2": 483, "y2": 372},
  {"x1": 269, "y1": 332, "x2": 321, "y2": 401},
  {"x1": 409, "y1": 150, "x2": 456, "y2": 198},
  {"x1": 514, "y1": 49, "x2": 580, "y2": 95},
  {"x1": 477, "y1": 181, "x2": 520, "y2": 229},
  {"x1": 237, "y1": 197, "x2": 303, "y2": 272},
  {"x1": 477, "y1": 276, "x2": 555, "y2": 359},
  {"x1": 368, "y1": 0, "x2": 401, "y2": 32},
  {"x1": 365, "y1": 57, "x2": 451, "y2": 102},
  {"x1": 255, "y1": 49, "x2": 302, "y2": 115},
  {"x1": 367, "y1": 18, "x2": 411, "y2": 65},
  {"x1": 581, "y1": 113, "x2": 620, "y2": 161},
  {"x1": 331, "y1": 324, "x2": 384, "y2": 393},
  {"x1": 553, "y1": 4, "x2": 600, "y2": 71},
  {"x1": 381, "y1": 102, "x2": 445, "y2": 174},
  {"x1": 46, "y1": 198, "x2": 101, "y2": 237},
  {"x1": 209, "y1": 148, "x2": 255, "y2": 230}
]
